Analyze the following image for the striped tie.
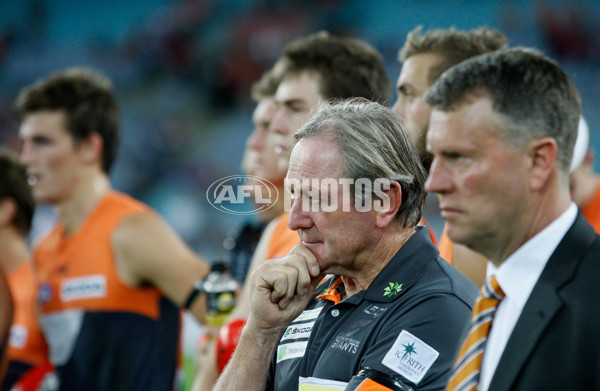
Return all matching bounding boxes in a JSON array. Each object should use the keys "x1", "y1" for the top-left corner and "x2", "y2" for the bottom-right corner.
[{"x1": 446, "y1": 275, "x2": 505, "y2": 391}]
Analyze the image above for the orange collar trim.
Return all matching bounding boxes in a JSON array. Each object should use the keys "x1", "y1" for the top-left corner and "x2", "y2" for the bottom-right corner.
[{"x1": 316, "y1": 277, "x2": 343, "y2": 305}]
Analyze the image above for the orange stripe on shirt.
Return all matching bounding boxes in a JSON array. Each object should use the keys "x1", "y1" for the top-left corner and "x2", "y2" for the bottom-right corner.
[{"x1": 354, "y1": 377, "x2": 395, "y2": 390}]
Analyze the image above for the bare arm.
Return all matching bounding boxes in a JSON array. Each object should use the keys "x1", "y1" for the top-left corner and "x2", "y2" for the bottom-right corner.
[
  {"x1": 192, "y1": 338, "x2": 219, "y2": 391},
  {"x1": 112, "y1": 212, "x2": 211, "y2": 323},
  {"x1": 213, "y1": 245, "x2": 322, "y2": 391}
]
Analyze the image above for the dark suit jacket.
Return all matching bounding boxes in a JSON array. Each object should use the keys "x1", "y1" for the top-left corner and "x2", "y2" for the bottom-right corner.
[{"x1": 488, "y1": 211, "x2": 600, "y2": 390}]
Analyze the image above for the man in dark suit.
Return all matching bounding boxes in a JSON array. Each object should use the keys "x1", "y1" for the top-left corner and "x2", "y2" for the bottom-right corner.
[{"x1": 425, "y1": 47, "x2": 600, "y2": 390}]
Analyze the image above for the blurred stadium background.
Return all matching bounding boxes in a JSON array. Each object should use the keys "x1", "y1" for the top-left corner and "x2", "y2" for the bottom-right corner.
[{"x1": 1, "y1": 0, "x2": 598, "y2": 388}]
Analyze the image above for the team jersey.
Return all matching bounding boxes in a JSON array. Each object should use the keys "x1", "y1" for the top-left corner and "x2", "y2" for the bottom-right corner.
[
  {"x1": 2, "y1": 262, "x2": 49, "y2": 391},
  {"x1": 267, "y1": 212, "x2": 300, "y2": 260},
  {"x1": 34, "y1": 191, "x2": 180, "y2": 391}
]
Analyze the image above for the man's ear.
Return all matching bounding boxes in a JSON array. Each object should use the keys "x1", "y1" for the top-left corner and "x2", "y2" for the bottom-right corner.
[
  {"x1": 80, "y1": 132, "x2": 104, "y2": 166},
  {"x1": 529, "y1": 137, "x2": 558, "y2": 191},
  {"x1": 375, "y1": 180, "x2": 402, "y2": 229},
  {"x1": 0, "y1": 198, "x2": 17, "y2": 228}
]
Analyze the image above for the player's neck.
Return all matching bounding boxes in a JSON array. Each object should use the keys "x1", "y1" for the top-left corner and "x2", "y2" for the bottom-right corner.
[{"x1": 55, "y1": 173, "x2": 112, "y2": 236}]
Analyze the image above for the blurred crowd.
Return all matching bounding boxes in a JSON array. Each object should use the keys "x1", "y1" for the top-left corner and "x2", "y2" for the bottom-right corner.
[
  {"x1": 0, "y1": 1, "x2": 599, "y2": 391},
  {"x1": 0, "y1": 0, "x2": 598, "y2": 260}
]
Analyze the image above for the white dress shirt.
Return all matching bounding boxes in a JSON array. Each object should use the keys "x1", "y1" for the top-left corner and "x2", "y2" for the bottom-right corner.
[{"x1": 478, "y1": 203, "x2": 578, "y2": 391}]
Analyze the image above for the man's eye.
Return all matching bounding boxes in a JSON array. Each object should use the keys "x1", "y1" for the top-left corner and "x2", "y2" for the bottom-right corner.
[
  {"x1": 291, "y1": 107, "x2": 303, "y2": 113},
  {"x1": 446, "y1": 152, "x2": 465, "y2": 161},
  {"x1": 33, "y1": 137, "x2": 52, "y2": 146},
  {"x1": 399, "y1": 87, "x2": 414, "y2": 99}
]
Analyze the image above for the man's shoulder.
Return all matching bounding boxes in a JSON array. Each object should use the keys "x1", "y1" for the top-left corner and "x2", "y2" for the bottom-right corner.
[
  {"x1": 564, "y1": 233, "x2": 600, "y2": 293},
  {"x1": 102, "y1": 191, "x2": 152, "y2": 213},
  {"x1": 542, "y1": 215, "x2": 600, "y2": 304},
  {"x1": 413, "y1": 256, "x2": 479, "y2": 309}
]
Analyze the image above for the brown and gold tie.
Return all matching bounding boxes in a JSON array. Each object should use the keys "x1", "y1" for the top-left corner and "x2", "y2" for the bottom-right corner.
[{"x1": 446, "y1": 275, "x2": 505, "y2": 391}]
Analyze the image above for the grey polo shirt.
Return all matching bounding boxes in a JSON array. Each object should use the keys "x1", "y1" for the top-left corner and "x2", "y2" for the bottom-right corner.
[{"x1": 266, "y1": 227, "x2": 478, "y2": 391}]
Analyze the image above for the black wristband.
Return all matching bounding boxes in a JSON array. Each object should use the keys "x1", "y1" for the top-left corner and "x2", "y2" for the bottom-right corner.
[{"x1": 184, "y1": 278, "x2": 205, "y2": 309}]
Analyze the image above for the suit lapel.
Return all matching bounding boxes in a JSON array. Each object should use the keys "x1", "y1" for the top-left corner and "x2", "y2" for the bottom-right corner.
[{"x1": 488, "y1": 212, "x2": 596, "y2": 390}]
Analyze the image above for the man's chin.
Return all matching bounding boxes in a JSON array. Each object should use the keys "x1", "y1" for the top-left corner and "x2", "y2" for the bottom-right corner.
[{"x1": 445, "y1": 225, "x2": 470, "y2": 246}]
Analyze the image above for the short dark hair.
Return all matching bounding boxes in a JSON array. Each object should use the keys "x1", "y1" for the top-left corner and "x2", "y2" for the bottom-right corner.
[
  {"x1": 399, "y1": 26, "x2": 507, "y2": 85},
  {"x1": 426, "y1": 47, "x2": 581, "y2": 172},
  {"x1": 294, "y1": 98, "x2": 426, "y2": 227},
  {"x1": 0, "y1": 148, "x2": 34, "y2": 237},
  {"x1": 280, "y1": 32, "x2": 390, "y2": 105},
  {"x1": 251, "y1": 59, "x2": 287, "y2": 102},
  {"x1": 14, "y1": 67, "x2": 120, "y2": 173}
]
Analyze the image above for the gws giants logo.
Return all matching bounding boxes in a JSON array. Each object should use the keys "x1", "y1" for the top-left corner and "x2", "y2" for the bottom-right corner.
[{"x1": 206, "y1": 175, "x2": 279, "y2": 215}]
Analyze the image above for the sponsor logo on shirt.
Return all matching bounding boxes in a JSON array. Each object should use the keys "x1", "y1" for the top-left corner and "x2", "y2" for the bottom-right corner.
[
  {"x1": 363, "y1": 304, "x2": 388, "y2": 318},
  {"x1": 9, "y1": 324, "x2": 28, "y2": 349},
  {"x1": 382, "y1": 330, "x2": 439, "y2": 384},
  {"x1": 330, "y1": 335, "x2": 360, "y2": 354},
  {"x1": 38, "y1": 283, "x2": 52, "y2": 307},
  {"x1": 294, "y1": 306, "x2": 324, "y2": 323},
  {"x1": 276, "y1": 341, "x2": 308, "y2": 363},
  {"x1": 281, "y1": 321, "x2": 315, "y2": 342},
  {"x1": 60, "y1": 275, "x2": 107, "y2": 302},
  {"x1": 383, "y1": 281, "x2": 403, "y2": 298}
]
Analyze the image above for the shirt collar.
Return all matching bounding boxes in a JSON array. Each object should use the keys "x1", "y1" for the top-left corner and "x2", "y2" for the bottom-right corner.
[
  {"x1": 364, "y1": 226, "x2": 439, "y2": 303},
  {"x1": 488, "y1": 203, "x2": 578, "y2": 310}
]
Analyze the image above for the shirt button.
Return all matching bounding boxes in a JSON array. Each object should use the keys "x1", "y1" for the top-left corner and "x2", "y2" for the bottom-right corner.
[{"x1": 331, "y1": 309, "x2": 340, "y2": 317}]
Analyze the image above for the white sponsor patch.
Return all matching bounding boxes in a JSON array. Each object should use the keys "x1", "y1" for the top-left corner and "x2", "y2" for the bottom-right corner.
[
  {"x1": 294, "y1": 306, "x2": 323, "y2": 323},
  {"x1": 281, "y1": 321, "x2": 315, "y2": 342},
  {"x1": 276, "y1": 341, "x2": 308, "y2": 363},
  {"x1": 9, "y1": 324, "x2": 27, "y2": 349},
  {"x1": 60, "y1": 275, "x2": 106, "y2": 302},
  {"x1": 382, "y1": 330, "x2": 439, "y2": 385}
]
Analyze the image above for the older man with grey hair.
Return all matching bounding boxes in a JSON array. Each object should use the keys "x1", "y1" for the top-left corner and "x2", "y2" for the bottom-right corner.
[
  {"x1": 425, "y1": 48, "x2": 600, "y2": 391},
  {"x1": 214, "y1": 98, "x2": 477, "y2": 391}
]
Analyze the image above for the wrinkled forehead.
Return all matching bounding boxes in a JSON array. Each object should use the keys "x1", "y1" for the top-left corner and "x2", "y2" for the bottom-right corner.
[{"x1": 287, "y1": 137, "x2": 343, "y2": 179}]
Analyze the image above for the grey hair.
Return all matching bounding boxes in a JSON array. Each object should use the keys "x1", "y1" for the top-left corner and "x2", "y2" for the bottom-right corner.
[
  {"x1": 293, "y1": 98, "x2": 427, "y2": 227},
  {"x1": 426, "y1": 47, "x2": 581, "y2": 173}
]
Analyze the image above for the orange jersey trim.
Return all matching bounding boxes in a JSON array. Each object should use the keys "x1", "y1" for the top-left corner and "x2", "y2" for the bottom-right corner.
[
  {"x1": 352, "y1": 378, "x2": 396, "y2": 390},
  {"x1": 316, "y1": 277, "x2": 343, "y2": 305}
]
